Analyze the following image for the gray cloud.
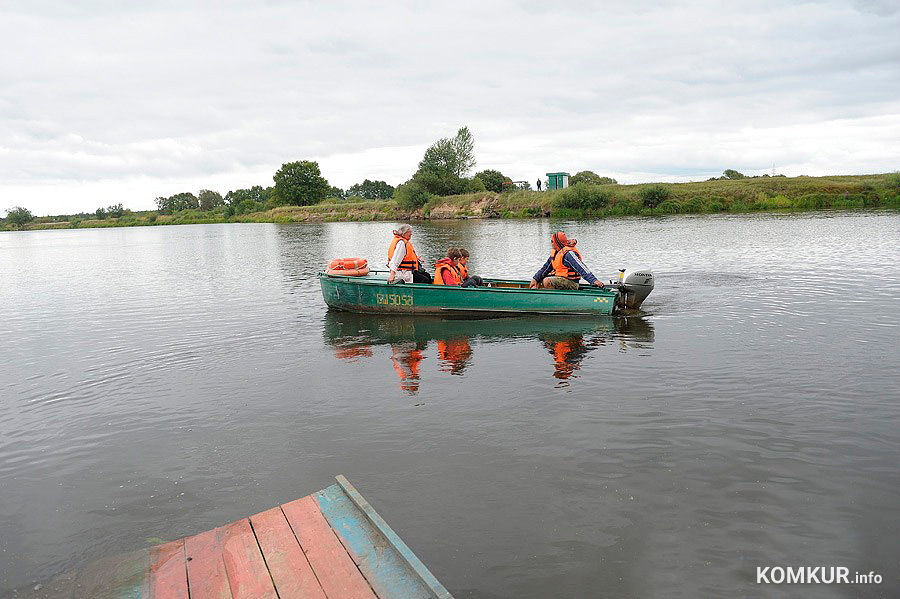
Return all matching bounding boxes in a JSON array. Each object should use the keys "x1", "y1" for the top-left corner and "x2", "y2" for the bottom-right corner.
[{"x1": 1, "y1": 0, "x2": 898, "y2": 214}]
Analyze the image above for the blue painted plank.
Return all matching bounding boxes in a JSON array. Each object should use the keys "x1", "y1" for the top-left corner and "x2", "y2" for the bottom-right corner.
[
  {"x1": 334, "y1": 476, "x2": 453, "y2": 599},
  {"x1": 315, "y1": 482, "x2": 450, "y2": 599}
]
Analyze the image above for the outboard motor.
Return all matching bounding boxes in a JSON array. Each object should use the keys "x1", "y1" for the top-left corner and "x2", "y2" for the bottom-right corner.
[{"x1": 610, "y1": 267, "x2": 654, "y2": 310}]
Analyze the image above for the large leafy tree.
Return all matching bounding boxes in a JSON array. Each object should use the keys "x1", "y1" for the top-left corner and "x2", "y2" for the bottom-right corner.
[
  {"x1": 570, "y1": 171, "x2": 617, "y2": 186},
  {"x1": 722, "y1": 169, "x2": 746, "y2": 179},
  {"x1": 198, "y1": 189, "x2": 224, "y2": 211},
  {"x1": 474, "y1": 169, "x2": 507, "y2": 193},
  {"x1": 273, "y1": 160, "x2": 329, "y2": 206},
  {"x1": 155, "y1": 192, "x2": 199, "y2": 214},
  {"x1": 347, "y1": 179, "x2": 395, "y2": 199},
  {"x1": 4, "y1": 206, "x2": 34, "y2": 226},
  {"x1": 417, "y1": 126, "x2": 476, "y2": 178}
]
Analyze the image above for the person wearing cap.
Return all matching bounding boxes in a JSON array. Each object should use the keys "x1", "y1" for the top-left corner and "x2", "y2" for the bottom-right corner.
[{"x1": 529, "y1": 232, "x2": 604, "y2": 290}]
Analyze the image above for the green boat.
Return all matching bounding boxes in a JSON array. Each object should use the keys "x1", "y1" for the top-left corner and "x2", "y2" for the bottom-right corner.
[{"x1": 319, "y1": 269, "x2": 654, "y2": 316}]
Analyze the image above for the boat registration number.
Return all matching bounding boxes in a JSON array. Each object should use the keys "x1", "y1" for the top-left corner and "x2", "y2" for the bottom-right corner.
[{"x1": 376, "y1": 293, "x2": 413, "y2": 306}]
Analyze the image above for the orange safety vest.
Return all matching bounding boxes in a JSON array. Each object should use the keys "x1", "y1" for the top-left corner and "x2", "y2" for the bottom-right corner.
[
  {"x1": 551, "y1": 246, "x2": 583, "y2": 281},
  {"x1": 434, "y1": 260, "x2": 461, "y2": 286},
  {"x1": 387, "y1": 235, "x2": 420, "y2": 271},
  {"x1": 458, "y1": 262, "x2": 468, "y2": 280}
]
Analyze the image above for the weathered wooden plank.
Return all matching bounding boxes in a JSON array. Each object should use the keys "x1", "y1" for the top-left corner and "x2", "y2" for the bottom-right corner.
[
  {"x1": 334, "y1": 476, "x2": 454, "y2": 599},
  {"x1": 249, "y1": 507, "x2": 328, "y2": 599},
  {"x1": 184, "y1": 528, "x2": 232, "y2": 599},
  {"x1": 281, "y1": 495, "x2": 377, "y2": 599},
  {"x1": 219, "y1": 518, "x2": 278, "y2": 599},
  {"x1": 149, "y1": 539, "x2": 189, "y2": 599},
  {"x1": 315, "y1": 484, "x2": 435, "y2": 599}
]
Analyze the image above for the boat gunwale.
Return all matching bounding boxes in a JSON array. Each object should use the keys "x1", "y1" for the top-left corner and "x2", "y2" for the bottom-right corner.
[{"x1": 318, "y1": 271, "x2": 619, "y2": 298}]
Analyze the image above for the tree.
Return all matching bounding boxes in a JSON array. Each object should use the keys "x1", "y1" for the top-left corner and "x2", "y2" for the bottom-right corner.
[
  {"x1": 273, "y1": 160, "x2": 329, "y2": 206},
  {"x1": 4, "y1": 206, "x2": 34, "y2": 226},
  {"x1": 198, "y1": 189, "x2": 224, "y2": 211},
  {"x1": 417, "y1": 126, "x2": 476, "y2": 179},
  {"x1": 347, "y1": 179, "x2": 395, "y2": 199},
  {"x1": 95, "y1": 207, "x2": 107, "y2": 219},
  {"x1": 155, "y1": 192, "x2": 199, "y2": 214},
  {"x1": 412, "y1": 169, "x2": 468, "y2": 196},
  {"x1": 394, "y1": 180, "x2": 431, "y2": 211},
  {"x1": 570, "y1": 171, "x2": 617, "y2": 186},
  {"x1": 412, "y1": 127, "x2": 479, "y2": 196},
  {"x1": 327, "y1": 186, "x2": 346, "y2": 200},
  {"x1": 107, "y1": 203, "x2": 125, "y2": 218},
  {"x1": 722, "y1": 169, "x2": 746, "y2": 179},
  {"x1": 474, "y1": 169, "x2": 507, "y2": 193},
  {"x1": 225, "y1": 185, "x2": 270, "y2": 206}
]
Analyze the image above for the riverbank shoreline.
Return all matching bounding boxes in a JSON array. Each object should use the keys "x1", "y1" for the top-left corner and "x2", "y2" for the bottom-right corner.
[{"x1": 6, "y1": 172, "x2": 899, "y2": 231}]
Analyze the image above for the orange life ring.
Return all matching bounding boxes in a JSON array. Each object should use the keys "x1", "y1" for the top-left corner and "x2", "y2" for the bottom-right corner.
[
  {"x1": 326, "y1": 266, "x2": 369, "y2": 276},
  {"x1": 328, "y1": 257, "x2": 367, "y2": 270}
]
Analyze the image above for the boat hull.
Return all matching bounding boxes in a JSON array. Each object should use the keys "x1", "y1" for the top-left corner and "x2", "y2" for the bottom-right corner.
[{"x1": 319, "y1": 272, "x2": 620, "y2": 316}]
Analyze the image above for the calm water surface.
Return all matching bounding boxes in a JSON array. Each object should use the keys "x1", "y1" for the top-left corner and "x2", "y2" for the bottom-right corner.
[{"x1": 1, "y1": 212, "x2": 898, "y2": 598}]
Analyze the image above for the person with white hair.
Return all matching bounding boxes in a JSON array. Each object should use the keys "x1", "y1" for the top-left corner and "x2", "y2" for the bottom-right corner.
[{"x1": 387, "y1": 224, "x2": 422, "y2": 284}]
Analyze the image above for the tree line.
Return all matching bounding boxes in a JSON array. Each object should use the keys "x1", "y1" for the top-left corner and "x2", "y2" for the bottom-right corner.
[{"x1": 3, "y1": 125, "x2": 623, "y2": 224}]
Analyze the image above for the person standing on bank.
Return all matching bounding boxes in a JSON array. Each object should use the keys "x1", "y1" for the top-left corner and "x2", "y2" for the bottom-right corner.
[
  {"x1": 387, "y1": 224, "x2": 423, "y2": 284},
  {"x1": 529, "y1": 231, "x2": 605, "y2": 290},
  {"x1": 536, "y1": 179, "x2": 542, "y2": 191}
]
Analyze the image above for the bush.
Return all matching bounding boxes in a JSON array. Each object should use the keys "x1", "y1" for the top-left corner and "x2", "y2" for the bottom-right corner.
[
  {"x1": 394, "y1": 181, "x2": 430, "y2": 211},
  {"x1": 681, "y1": 196, "x2": 704, "y2": 213},
  {"x1": 639, "y1": 185, "x2": 671, "y2": 209},
  {"x1": 657, "y1": 200, "x2": 680, "y2": 214},
  {"x1": 556, "y1": 183, "x2": 614, "y2": 211},
  {"x1": 464, "y1": 176, "x2": 487, "y2": 193},
  {"x1": 885, "y1": 172, "x2": 900, "y2": 190}
]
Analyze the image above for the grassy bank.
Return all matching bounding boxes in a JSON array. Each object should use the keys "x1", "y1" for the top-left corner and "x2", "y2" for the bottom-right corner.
[{"x1": 7, "y1": 173, "x2": 900, "y2": 231}]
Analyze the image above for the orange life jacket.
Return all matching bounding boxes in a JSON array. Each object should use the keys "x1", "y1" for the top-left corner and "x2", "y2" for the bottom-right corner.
[
  {"x1": 458, "y1": 261, "x2": 468, "y2": 279},
  {"x1": 434, "y1": 259, "x2": 461, "y2": 286},
  {"x1": 551, "y1": 246, "x2": 583, "y2": 281},
  {"x1": 387, "y1": 235, "x2": 420, "y2": 271}
]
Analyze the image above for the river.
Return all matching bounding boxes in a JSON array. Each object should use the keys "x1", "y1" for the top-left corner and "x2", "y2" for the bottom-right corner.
[{"x1": 1, "y1": 212, "x2": 898, "y2": 598}]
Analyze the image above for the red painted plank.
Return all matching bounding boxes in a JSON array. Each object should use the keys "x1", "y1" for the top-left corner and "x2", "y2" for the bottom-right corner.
[
  {"x1": 219, "y1": 518, "x2": 278, "y2": 599},
  {"x1": 185, "y1": 528, "x2": 233, "y2": 599},
  {"x1": 281, "y1": 496, "x2": 377, "y2": 599},
  {"x1": 149, "y1": 540, "x2": 189, "y2": 599},
  {"x1": 250, "y1": 507, "x2": 328, "y2": 599}
]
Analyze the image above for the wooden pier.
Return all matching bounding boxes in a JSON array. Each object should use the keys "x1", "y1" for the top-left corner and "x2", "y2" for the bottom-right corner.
[{"x1": 27, "y1": 476, "x2": 453, "y2": 599}]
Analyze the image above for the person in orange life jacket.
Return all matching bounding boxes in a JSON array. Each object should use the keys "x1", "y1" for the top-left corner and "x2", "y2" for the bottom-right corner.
[
  {"x1": 387, "y1": 224, "x2": 432, "y2": 284},
  {"x1": 434, "y1": 248, "x2": 463, "y2": 285},
  {"x1": 458, "y1": 248, "x2": 483, "y2": 288},
  {"x1": 529, "y1": 232, "x2": 604, "y2": 290}
]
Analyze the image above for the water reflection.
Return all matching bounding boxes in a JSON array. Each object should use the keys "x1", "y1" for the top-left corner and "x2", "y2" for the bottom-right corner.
[{"x1": 323, "y1": 311, "x2": 654, "y2": 393}]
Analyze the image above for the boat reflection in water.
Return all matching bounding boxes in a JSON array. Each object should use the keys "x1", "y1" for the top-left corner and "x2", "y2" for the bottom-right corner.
[{"x1": 323, "y1": 311, "x2": 655, "y2": 394}]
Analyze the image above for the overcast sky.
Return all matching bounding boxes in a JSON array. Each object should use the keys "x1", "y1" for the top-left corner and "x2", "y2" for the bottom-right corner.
[{"x1": 2, "y1": 0, "x2": 899, "y2": 215}]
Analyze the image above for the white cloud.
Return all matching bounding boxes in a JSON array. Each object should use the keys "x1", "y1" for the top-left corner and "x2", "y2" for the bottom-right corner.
[{"x1": 1, "y1": 0, "x2": 899, "y2": 215}]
